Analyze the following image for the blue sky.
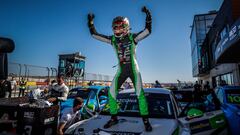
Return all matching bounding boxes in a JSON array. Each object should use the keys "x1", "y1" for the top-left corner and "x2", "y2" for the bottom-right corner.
[{"x1": 0, "y1": 0, "x2": 223, "y2": 83}]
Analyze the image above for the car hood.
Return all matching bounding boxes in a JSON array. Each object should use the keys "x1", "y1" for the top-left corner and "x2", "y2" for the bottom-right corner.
[{"x1": 65, "y1": 115, "x2": 178, "y2": 135}]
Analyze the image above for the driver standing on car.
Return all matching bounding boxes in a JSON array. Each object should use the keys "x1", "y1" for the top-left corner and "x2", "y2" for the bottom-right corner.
[{"x1": 87, "y1": 6, "x2": 152, "y2": 131}]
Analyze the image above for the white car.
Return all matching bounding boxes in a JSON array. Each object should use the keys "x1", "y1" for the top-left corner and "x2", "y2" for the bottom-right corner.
[{"x1": 65, "y1": 88, "x2": 228, "y2": 135}]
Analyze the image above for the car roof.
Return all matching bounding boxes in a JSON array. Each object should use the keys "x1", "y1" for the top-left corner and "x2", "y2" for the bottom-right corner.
[
  {"x1": 71, "y1": 85, "x2": 108, "y2": 91},
  {"x1": 218, "y1": 86, "x2": 240, "y2": 90},
  {"x1": 119, "y1": 88, "x2": 172, "y2": 95}
]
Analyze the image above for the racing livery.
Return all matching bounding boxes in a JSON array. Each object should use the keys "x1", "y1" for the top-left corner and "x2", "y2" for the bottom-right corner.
[
  {"x1": 215, "y1": 86, "x2": 240, "y2": 135},
  {"x1": 65, "y1": 88, "x2": 228, "y2": 135},
  {"x1": 61, "y1": 86, "x2": 109, "y2": 119}
]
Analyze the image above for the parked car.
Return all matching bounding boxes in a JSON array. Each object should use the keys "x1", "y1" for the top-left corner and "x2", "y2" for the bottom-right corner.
[
  {"x1": 65, "y1": 88, "x2": 228, "y2": 135},
  {"x1": 215, "y1": 86, "x2": 240, "y2": 135},
  {"x1": 60, "y1": 85, "x2": 109, "y2": 119}
]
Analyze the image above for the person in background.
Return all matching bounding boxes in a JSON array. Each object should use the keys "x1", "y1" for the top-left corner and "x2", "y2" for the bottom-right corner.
[
  {"x1": 18, "y1": 77, "x2": 27, "y2": 97},
  {"x1": 48, "y1": 80, "x2": 57, "y2": 93},
  {"x1": 88, "y1": 80, "x2": 94, "y2": 86},
  {"x1": 154, "y1": 80, "x2": 162, "y2": 88},
  {"x1": 220, "y1": 80, "x2": 228, "y2": 86},
  {"x1": 10, "y1": 77, "x2": 17, "y2": 98},
  {"x1": 57, "y1": 97, "x2": 84, "y2": 135},
  {"x1": 193, "y1": 81, "x2": 201, "y2": 92},
  {"x1": 0, "y1": 79, "x2": 11, "y2": 98},
  {"x1": 193, "y1": 81, "x2": 202, "y2": 102},
  {"x1": 0, "y1": 80, "x2": 5, "y2": 98},
  {"x1": 203, "y1": 81, "x2": 210, "y2": 91},
  {"x1": 47, "y1": 75, "x2": 69, "y2": 104},
  {"x1": 42, "y1": 87, "x2": 49, "y2": 98}
]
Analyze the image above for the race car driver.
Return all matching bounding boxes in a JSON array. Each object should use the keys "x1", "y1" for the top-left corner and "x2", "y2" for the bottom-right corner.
[{"x1": 87, "y1": 6, "x2": 152, "y2": 131}]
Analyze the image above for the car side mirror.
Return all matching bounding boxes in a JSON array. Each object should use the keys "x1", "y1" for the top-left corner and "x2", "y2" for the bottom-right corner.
[
  {"x1": 87, "y1": 103, "x2": 95, "y2": 111},
  {"x1": 185, "y1": 108, "x2": 204, "y2": 121}
]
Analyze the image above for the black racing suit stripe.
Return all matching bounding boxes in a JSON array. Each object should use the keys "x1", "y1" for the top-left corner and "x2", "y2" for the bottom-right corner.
[
  {"x1": 114, "y1": 64, "x2": 136, "y2": 91},
  {"x1": 88, "y1": 21, "x2": 112, "y2": 44},
  {"x1": 134, "y1": 10, "x2": 152, "y2": 43}
]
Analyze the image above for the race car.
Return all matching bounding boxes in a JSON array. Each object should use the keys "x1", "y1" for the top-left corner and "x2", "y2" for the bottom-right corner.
[
  {"x1": 60, "y1": 85, "x2": 109, "y2": 119},
  {"x1": 215, "y1": 86, "x2": 240, "y2": 135},
  {"x1": 65, "y1": 88, "x2": 228, "y2": 135}
]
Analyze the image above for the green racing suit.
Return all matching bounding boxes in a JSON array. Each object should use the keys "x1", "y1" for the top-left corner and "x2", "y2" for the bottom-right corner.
[{"x1": 88, "y1": 10, "x2": 152, "y2": 116}]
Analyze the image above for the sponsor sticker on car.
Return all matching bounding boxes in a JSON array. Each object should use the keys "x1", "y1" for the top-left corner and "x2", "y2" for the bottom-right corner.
[
  {"x1": 98, "y1": 128, "x2": 142, "y2": 135},
  {"x1": 190, "y1": 120, "x2": 212, "y2": 134},
  {"x1": 226, "y1": 90, "x2": 240, "y2": 104}
]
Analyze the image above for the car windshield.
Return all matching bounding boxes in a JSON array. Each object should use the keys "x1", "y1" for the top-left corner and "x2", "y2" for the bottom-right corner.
[
  {"x1": 101, "y1": 92, "x2": 174, "y2": 119},
  {"x1": 225, "y1": 89, "x2": 240, "y2": 105},
  {"x1": 68, "y1": 88, "x2": 97, "y2": 99}
]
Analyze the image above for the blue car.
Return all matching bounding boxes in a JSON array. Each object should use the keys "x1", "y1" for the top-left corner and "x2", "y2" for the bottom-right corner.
[
  {"x1": 61, "y1": 85, "x2": 109, "y2": 119},
  {"x1": 215, "y1": 86, "x2": 240, "y2": 135}
]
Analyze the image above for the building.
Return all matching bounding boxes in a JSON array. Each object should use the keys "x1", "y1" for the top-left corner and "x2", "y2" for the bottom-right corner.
[
  {"x1": 190, "y1": 0, "x2": 240, "y2": 88},
  {"x1": 58, "y1": 52, "x2": 85, "y2": 78},
  {"x1": 190, "y1": 11, "x2": 217, "y2": 77}
]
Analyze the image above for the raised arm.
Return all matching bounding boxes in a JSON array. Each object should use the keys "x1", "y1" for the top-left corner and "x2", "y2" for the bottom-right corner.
[
  {"x1": 134, "y1": 6, "x2": 152, "y2": 43},
  {"x1": 88, "y1": 13, "x2": 112, "y2": 44}
]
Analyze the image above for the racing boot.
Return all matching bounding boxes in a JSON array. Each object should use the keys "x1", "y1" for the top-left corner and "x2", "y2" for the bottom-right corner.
[
  {"x1": 103, "y1": 115, "x2": 118, "y2": 128},
  {"x1": 142, "y1": 117, "x2": 152, "y2": 132}
]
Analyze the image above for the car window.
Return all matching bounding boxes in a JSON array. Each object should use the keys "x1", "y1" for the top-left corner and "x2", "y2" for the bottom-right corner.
[
  {"x1": 68, "y1": 88, "x2": 97, "y2": 99},
  {"x1": 216, "y1": 88, "x2": 224, "y2": 103},
  {"x1": 88, "y1": 90, "x2": 97, "y2": 100},
  {"x1": 101, "y1": 92, "x2": 174, "y2": 119},
  {"x1": 148, "y1": 96, "x2": 174, "y2": 118},
  {"x1": 98, "y1": 88, "x2": 108, "y2": 98},
  {"x1": 171, "y1": 94, "x2": 181, "y2": 117},
  {"x1": 225, "y1": 89, "x2": 240, "y2": 105}
]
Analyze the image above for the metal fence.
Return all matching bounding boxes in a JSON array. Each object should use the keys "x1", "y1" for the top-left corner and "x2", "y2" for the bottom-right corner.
[
  {"x1": 8, "y1": 62, "x2": 177, "y2": 98},
  {"x1": 8, "y1": 62, "x2": 114, "y2": 96},
  {"x1": 9, "y1": 62, "x2": 113, "y2": 81},
  {"x1": 9, "y1": 62, "x2": 57, "y2": 81}
]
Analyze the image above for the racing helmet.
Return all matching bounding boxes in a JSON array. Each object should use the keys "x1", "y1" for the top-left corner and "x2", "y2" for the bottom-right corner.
[{"x1": 112, "y1": 16, "x2": 130, "y2": 38}]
